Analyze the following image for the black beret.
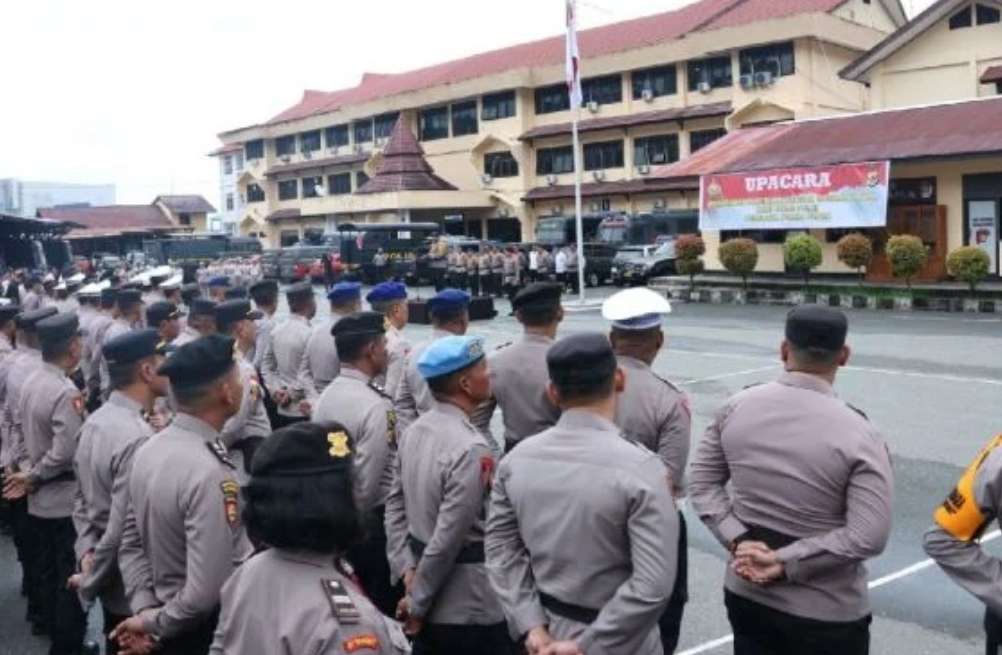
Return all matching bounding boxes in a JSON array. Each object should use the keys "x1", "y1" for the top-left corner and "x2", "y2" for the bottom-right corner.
[
  {"x1": 157, "y1": 334, "x2": 236, "y2": 386},
  {"x1": 147, "y1": 301, "x2": 183, "y2": 326},
  {"x1": 224, "y1": 286, "x2": 248, "y2": 300},
  {"x1": 249, "y1": 279, "x2": 279, "y2": 297},
  {"x1": 180, "y1": 283, "x2": 201, "y2": 300},
  {"x1": 546, "y1": 333, "x2": 617, "y2": 391},
  {"x1": 512, "y1": 282, "x2": 563, "y2": 313},
  {"x1": 189, "y1": 298, "x2": 217, "y2": 318},
  {"x1": 116, "y1": 289, "x2": 143, "y2": 307},
  {"x1": 250, "y1": 421, "x2": 354, "y2": 477},
  {"x1": 36, "y1": 312, "x2": 81, "y2": 347},
  {"x1": 103, "y1": 328, "x2": 162, "y2": 366},
  {"x1": 16, "y1": 306, "x2": 57, "y2": 330},
  {"x1": 100, "y1": 288, "x2": 118, "y2": 304},
  {"x1": 331, "y1": 311, "x2": 385, "y2": 341},
  {"x1": 286, "y1": 281, "x2": 314, "y2": 302},
  {"x1": 785, "y1": 305, "x2": 848, "y2": 352},
  {"x1": 215, "y1": 300, "x2": 263, "y2": 330},
  {"x1": 0, "y1": 305, "x2": 20, "y2": 324}
]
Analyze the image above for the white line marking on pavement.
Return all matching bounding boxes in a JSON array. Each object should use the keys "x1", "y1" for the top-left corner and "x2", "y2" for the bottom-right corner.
[
  {"x1": 677, "y1": 530, "x2": 1002, "y2": 655},
  {"x1": 679, "y1": 366, "x2": 778, "y2": 386}
]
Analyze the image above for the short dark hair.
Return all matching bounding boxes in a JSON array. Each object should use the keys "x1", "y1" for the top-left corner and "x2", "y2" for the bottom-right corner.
[
  {"x1": 170, "y1": 363, "x2": 235, "y2": 407},
  {"x1": 41, "y1": 337, "x2": 76, "y2": 363},
  {"x1": 242, "y1": 462, "x2": 362, "y2": 553},
  {"x1": 108, "y1": 360, "x2": 142, "y2": 390},
  {"x1": 789, "y1": 344, "x2": 842, "y2": 367},
  {"x1": 289, "y1": 295, "x2": 313, "y2": 314},
  {"x1": 335, "y1": 333, "x2": 380, "y2": 363},
  {"x1": 517, "y1": 304, "x2": 560, "y2": 327},
  {"x1": 552, "y1": 373, "x2": 615, "y2": 405},
  {"x1": 430, "y1": 305, "x2": 467, "y2": 326},
  {"x1": 369, "y1": 299, "x2": 404, "y2": 315},
  {"x1": 251, "y1": 289, "x2": 278, "y2": 307}
]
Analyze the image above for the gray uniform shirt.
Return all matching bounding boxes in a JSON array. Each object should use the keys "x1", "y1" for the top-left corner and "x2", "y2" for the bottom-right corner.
[
  {"x1": 924, "y1": 438, "x2": 1002, "y2": 617},
  {"x1": 100, "y1": 318, "x2": 132, "y2": 396},
  {"x1": 485, "y1": 409, "x2": 677, "y2": 654},
  {"x1": 172, "y1": 325, "x2": 201, "y2": 347},
  {"x1": 300, "y1": 312, "x2": 346, "y2": 396},
  {"x1": 119, "y1": 413, "x2": 253, "y2": 639},
  {"x1": 210, "y1": 549, "x2": 407, "y2": 655},
  {"x1": 3, "y1": 347, "x2": 43, "y2": 470},
  {"x1": 313, "y1": 367, "x2": 395, "y2": 513},
  {"x1": 393, "y1": 329, "x2": 450, "y2": 437},
  {"x1": 262, "y1": 313, "x2": 312, "y2": 418},
  {"x1": 473, "y1": 333, "x2": 560, "y2": 446},
  {"x1": 377, "y1": 325, "x2": 410, "y2": 400},
  {"x1": 23, "y1": 362, "x2": 86, "y2": 518},
  {"x1": 73, "y1": 391, "x2": 154, "y2": 614},
  {"x1": 0, "y1": 334, "x2": 16, "y2": 457},
  {"x1": 87, "y1": 312, "x2": 114, "y2": 389},
  {"x1": 614, "y1": 355, "x2": 691, "y2": 495},
  {"x1": 688, "y1": 372, "x2": 894, "y2": 622},
  {"x1": 220, "y1": 357, "x2": 271, "y2": 481},
  {"x1": 251, "y1": 313, "x2": 274, "y2": 370},
  {"x1": 384, "y1": 401, "x2": 503, "y2": 625}
]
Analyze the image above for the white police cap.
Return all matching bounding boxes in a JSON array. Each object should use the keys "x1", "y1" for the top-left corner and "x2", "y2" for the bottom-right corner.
[{"x1": 601, "y1": 287, "x2": 672, "y2": 330}]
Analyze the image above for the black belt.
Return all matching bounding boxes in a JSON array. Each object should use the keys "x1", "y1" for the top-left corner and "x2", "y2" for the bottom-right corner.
[
  {"x1": 407, "y1": 535, "x2": 485, "y2": 564},
  {"x1": 539, "y1": 592, "x2": 599, "y2": 624},
  {"x1": 736, "y1": 524, "x2": 798, "y2": 550},
  {"x1": 40, "y1": 471, "x2": 75, "y2": 486}
]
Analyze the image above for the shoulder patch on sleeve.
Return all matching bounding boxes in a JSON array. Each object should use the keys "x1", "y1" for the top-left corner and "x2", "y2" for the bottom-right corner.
[
  {"x1": 206, "y1": 439, "x2": 236, "y2": 469},
  {"x1": 220, "y1": 479, "x2": 239, "y2": 527},
  {"x1": 385, "y1": 409, "x2": 397, "y2": 446},
  {"x1": 480, "y1": 454, "x2": 496, "y2": 491},
  {"x1": 934, "y1": 434, "x2": 1002, "y2": 542},
  {"x1": 71, "y1": 393, "x2": 86, "y2": 417},
  {"x1": 343, "y1": 635, "x2": 381, "y2": 652}
]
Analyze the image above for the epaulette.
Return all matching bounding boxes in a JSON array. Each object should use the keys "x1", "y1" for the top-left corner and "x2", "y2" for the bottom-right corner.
[
  {"x1": 320, "y1": 578, "x2": 361, "y2": 625},
  {"x1": 652, "y1": 372, "x2": 683, "y2": 394},
  {"x1": 206, "y1": 439, "x2": 236, "y2": 469},
  {"x1": 742, "y1": 382, "x2": 765, "y2": 391},
  {"x1": 494, "y1": 341, "x2": 513, "y2": 351},
  {"x1": 846, "y1": 403, "x2": 869, "y2": 421},
  {"x1": 367, "y1": 380, "x2": 392, "y2": 400}
]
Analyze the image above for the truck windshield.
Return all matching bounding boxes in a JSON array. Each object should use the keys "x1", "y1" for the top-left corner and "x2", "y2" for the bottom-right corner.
[{"x1": 536, "y1": 219, "x2": 567, "y2": 245}]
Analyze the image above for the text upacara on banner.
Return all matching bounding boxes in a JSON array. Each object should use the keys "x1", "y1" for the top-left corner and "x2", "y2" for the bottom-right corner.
[{"x1": 699, "y1": 161, "x2": 890, "y2": 232}]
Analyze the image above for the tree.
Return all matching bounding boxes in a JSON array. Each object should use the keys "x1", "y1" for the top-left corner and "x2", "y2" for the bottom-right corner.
[
  {"x1": 783, "y1": 232, "x2": 823, "y2": 287},
  {"x1": 886, "y1": 235, "x2": 928, "y2": 289},
  {"x1": 947, "y1": 246, "x2": 991, "y2": 293},
  {"x1": 675, "y1": 234, "x2": 705, "y2": 291},
  {"x1": 719, "y1": 238, "x2": 759, "y2": 290},
  {"x1": 836, "y1": 233, "x2": 873, "y2": 286}
]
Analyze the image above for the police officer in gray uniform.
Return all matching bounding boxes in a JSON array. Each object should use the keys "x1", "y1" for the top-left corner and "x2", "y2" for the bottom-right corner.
[
  {"x1": 86, "y1": 289, "x2": 116, "y2": 410},
  {"x1": 215, "y1": 300, "x2": 271, "y2": 481},
  {"x1": 113, "y1": 335, "x2": 253, "y2": 655},
  {"x1": 386, "y1": 334, "x2": 509, "y2": 653},
  {"x1": 210, "y1": 422, "x2": 409, "y2": 655},
  {"x1": 173, "y1": 298, "x2": 216, "y2": 347},
  {"x1": 366, "y1": 282, "x2": 411, "y2": 400},
  {"x1": 71, "y1": 329, "x2": 169, "y2": 654},
  {"x1": 394, "y1": 289, "x2": 470, "y2": 438},
  {"x1": 262, "y1": 282, "x2": 315, "y2": 427},
  {"x1": 924, "y1": 434, "x2": 1002, "y2": 653},
  {"x1": 313, "y1": 311, "x2": 401, "y2": 616},
  {"x1": 689, "y1": 306, "x2": 894, "y2": 655},
  {"x1": 300, "y1": 282, "x2": 361, "y2": 396},
  {"x1": 248, "y1": 279, "x2": 279, "y2": 370},
  {"x1": 146, "y1": 301, "x2": 183, "y2": 346},
  {"x1": 603, "y1": 287, "x2": 690, "y2": 654},
  {"x1": 472, "y1": 282, "x2": 563, "y2": 453},
  {"x1": 486, "y1": 333, "x2": 678, "y2": 655},
  {"x1": 14, "y1": 312, "x2": 89, "y2": 654},
  {"x1": 100, "y1": 289, "x2": 145, "y2": 400}
]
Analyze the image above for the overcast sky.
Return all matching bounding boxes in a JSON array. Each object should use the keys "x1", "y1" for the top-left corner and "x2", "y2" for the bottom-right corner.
[{"x1": 0, "y1": 0, "x2": 935, "y2": 208}]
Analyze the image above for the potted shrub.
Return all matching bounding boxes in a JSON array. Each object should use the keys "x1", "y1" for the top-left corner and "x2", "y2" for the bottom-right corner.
[
  {"x1": 719, "y1": 238, "x2": 759, "y2": 291},
  {"x1": 836, "y1": 233, "x2": 873, "y2": 286},
  {"x1": 886, "y1": 235, "x2": 928, "y2": 290},
  {"x1": 946, "y1": 246, "x2": 991, "y2": 294},
  {"x1": 675, "y1": 234, "x2": 706, "y2": 292},
  {"x1": 784, "y1": 232, "x2": 823, "y2": 288}
]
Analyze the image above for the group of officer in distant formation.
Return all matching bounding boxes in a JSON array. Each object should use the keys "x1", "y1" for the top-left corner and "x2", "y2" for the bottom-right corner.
[{"x1": 1, "y1": 263, "x2": 1001, "y2": 655}]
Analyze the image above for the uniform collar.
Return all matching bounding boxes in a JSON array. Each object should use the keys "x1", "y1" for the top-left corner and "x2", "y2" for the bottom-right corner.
[
  {"x1": 42, "y1": 361, "x2": 66, "y2": 377},
  {"x1": 20, "y1": 345, "x2": 41, "y2": 359},
  {"x1": 521, "y1": 332, "x2": 554, "y2": 346},
  {"x1": 171, "y1": 413, "x2": 222, "y2": 442},
  {"x1": 616, "y1": 354, "x2": 650, "y2": 371},
  {"x1": 777, "y1": 371, "x2": 836, "y2": 397},
  {"x1": 340, "y1": 366, "x2": 370, "y2": 384},
  {"x1": 556, "y1": 407, "x2": 620, "y2": 435},
  {"x1": 432, "y1": 399, "x2": 472, "y2": 422},
  {"x1": 272, "y1": 548, "x2": 338, "y2": 569},
  {"x1": 289, "y1": 313, "x2": 310, "y2": 326},
  {"x1": 108, "y1": 391, "x2": 145, "y2": 414}
]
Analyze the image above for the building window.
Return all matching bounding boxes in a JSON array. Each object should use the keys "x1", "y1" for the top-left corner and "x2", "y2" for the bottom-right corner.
[
  {"x1": 245, "y1": 139, "x2": 264, "y2": 160},
  {"x1": 354, "y1": 120, "x2": 374, "y2": 144},
  {"x1": 300, "y1": 130, "x2": 322, "y2": 152},
  {"x1": 246, "y1": 183, "x2": 265, "y2": 203},
  {"x1": 582, "y1": 74, "x2": 622, "y2": 106},
  {"x1": 977, "y1": 3, "x2": 1001, "y2": 24},
  {"x1": 535, "y1": 83, "x2": 570, "y2": 114},
  {"x1": 482, "y1": 90, "x2": 516, "y2": 120},
  {"x1": 690, "y1": 128, "x2": 726, "y2": 152},
  {"x1": 302, "y1": 176, "x2": 323, "y2": 199},
  {"x1": 536, "y1": 146, "x2": 575, "y2": 175},
  {"x1": 687, "y1": 56, "x2": 733, "y2": 91},
  {"x1": 889, "y1": 177, "x2": 937, "y2": 205},
  {"x1": 356, "y1": 171, "x2": 370, "y2": 188},
  {"x1": 225, "y1": 193, "x2": 234, "y2": 211},
  {"x1": 223, "y1": 156, "x2": 233, "y2": 175},
  {"x1": 179, "y1": 213, "x2": 191, "y2": 227},
  {"x1": 325, "y1": 125, "x2": 349, "y2": 148},
  {"x1": 278, "y1": 179, "x2": 298, "y2": 200},
  {"x1": 949, "y1": 5, "x2": 973, "y2": 28},
  {"x1": 375, "y1": 113, "x2": 399, "y2": 139},
  {"x1": 632, "y1": 65, "x2": 677, "y2": 99},
  {"x1": 583, "y1": 140, "x2": 624, "y2": 171},
  {"x1": 276, "y1": 135, "x2": 297, "y2": 157},
  {"x1": 280, "y1": 230, "x2": 300, "y2": 247},
  {"x1": 997, "y1": 82, "x2": 1002, "y2": 95},
  {"x1": 739, "y1": 42, "x2": 796, "y2": 78},
  {"x1": 451, "y1": 101, "x2": 479, "y2": 136},
  {"x1": 485, "y1": 152, "x2": 519, "y2": 178},
  {"x1": 634, "y1": 134, "x2": 680, "y2": 166},
  {"x1": 328, "y1": 173, "x2": 352, "y2": 195},
  {"x1": 234, "y1": 152, "x2": 244, "y2": 170},
  {"x1": 419, "y1": 106, "x2": 450, "y2": 141}
]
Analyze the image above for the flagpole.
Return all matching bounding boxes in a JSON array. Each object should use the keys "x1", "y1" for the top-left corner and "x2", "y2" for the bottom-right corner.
[
  {"x1": 572, "y1": 107, "x2": 585, "y2": 304},
  {"x1": 566, "y1": 0, "x2": 586, "y2": 304}
]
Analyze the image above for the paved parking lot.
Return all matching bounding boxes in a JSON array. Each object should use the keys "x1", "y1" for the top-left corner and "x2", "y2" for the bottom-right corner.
[{"x1": 1, "y1": 287, "x2": 999, "y2": 653}]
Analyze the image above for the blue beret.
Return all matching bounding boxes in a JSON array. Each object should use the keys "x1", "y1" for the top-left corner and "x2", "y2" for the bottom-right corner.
[
  {"x1": 366, "y1": 281, "x2": 408, "y2": 303},
  {"x1": 327, "y1": 281, "x2": 362, "y2": 303},
  {"x1": 208, "y1": 276, "x2": 230, "y2": 288},
  {"x1": 427, "y1": 288, "x2": 470, "y2": 315},
  {"x1": 417, "y1": 335, "x2": 485, "y2": 380}
]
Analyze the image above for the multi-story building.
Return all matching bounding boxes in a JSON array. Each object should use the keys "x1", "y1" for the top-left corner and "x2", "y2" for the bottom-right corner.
[
  {"x1": 213, "y1": 0, "x2": 906, "y2": 247},
  {"x1": 209, "y1": 145, "x2": 247, "y2": 234},
  {"x1": 0, "y1": 178, "x2": 115, "y2": 219}
]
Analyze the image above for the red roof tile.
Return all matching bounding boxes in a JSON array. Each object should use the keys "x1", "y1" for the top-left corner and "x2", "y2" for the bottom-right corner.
[
  {"x1": 981, "y1": 66, "x2": 1002, "y2": 84},
  {"x1": 265, "y1": 153, "x2": 370, "y2": 178},
  {"x1": 356, "y1": 118, "x2": 457, "y2": 194},
  {"x1": 256, "y1": 0, "x2": 845, "y2": 130},
  {"x1": 519, "y1": 102, "x2": 731, "y2": 141},
  {"x1": 154, "y1": 195, "x2": 217, "y2": 214},
  {"x1": 523, "y1": 177, "x2": 698, "y2": 202},
  {"x1": 653, "y1": 96, "x2": 1002, "y2": 175},
  {"x1": 39, "y1": 205, "x2": 179, "y2": 240},
  {"x1": 265, "y1": 208, "x2": 302, "y2": 222}
]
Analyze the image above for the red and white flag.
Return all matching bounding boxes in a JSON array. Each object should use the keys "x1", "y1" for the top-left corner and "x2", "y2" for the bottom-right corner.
[{"x1": 565, "y1": 0, "x2": 582, "y2": 108}]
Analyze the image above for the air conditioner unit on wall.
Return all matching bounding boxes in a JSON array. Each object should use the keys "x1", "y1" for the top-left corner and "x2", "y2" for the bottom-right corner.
[
  {"x1": 592, "y1": 170, "x2": 606, "y2": 182},
  {"x1": 480, "y1": 173, "x2": 493, "y2": 186},
  {"x1": 754, "y1": 71, "x2": 775, "y2": 87},
  {"x1": 302, "y1": 150, "x2": 313, "y2": 159},
  {"x1": 641, "y1": 88, "x2": 655, "y2": 103},
  {"x1": 589, "y1": 201, "x2": 600, "y2": 212},
  {"x1": 697, "y1": 81, "x2": 712, "y2": 94},
  {"x1": 587, "y1": 100, "x2": 600, "y2": 114},
  {"x1": 546, "y1": 174, "x2": 558, "y2": 186},
  {"x1": 739, "y1": 74, "x2": 755, "y2": 90},
  {"x1": 552, "y1": 204, "x2": 564, "y2": 215},
  {"x1": 353, "y1": 144, "x2": 364, "y2": 154},
  {"x1": 279, "y1": 155, "x2": 291, "y2": 163},
  {"x1": 327, "y1": 146, "x2": 339, "y2": 155},
  {"x1": 637, "y1": 164, "x2": 651, "y2": 175},
  {"x1": 654, "y1": 198, "x2": 667, "y2": 210}
]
